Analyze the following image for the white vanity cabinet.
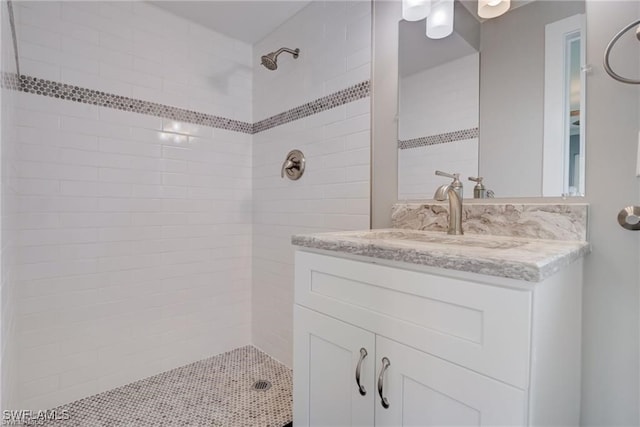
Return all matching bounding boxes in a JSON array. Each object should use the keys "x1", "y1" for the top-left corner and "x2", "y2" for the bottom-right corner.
[{"x1": 293, "y1": 250, "x2": 583, "y2": 426}]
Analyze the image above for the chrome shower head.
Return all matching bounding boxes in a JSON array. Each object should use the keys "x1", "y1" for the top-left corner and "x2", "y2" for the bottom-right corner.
[
  {"x1": 261, "y1": 53, "x2": 278, "y2": 70},
  {"x1": 260, "y1": 47, "x2": 300, "y2": 71}
]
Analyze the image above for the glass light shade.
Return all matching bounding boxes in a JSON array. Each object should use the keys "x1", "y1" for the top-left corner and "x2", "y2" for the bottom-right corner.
[
  {"x1": 477, "y1": 0, "x2": 511, "y2": 19},
  {"x1": 403, "y1": 0, "x2": 431, "y2": 21},
  {"x1": 426, "y1": 0, "x2": 454, "y2": 39}
]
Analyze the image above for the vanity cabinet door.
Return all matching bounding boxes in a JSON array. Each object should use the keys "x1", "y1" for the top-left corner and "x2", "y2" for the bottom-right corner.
[
  {"x1": 293, "y1": 305, "x2": 376, "y2": 427},
  {"x1": 374, "y1": 336, "x2": 527, "y2": 426},
  {"x1": 295, "y1": 251, "x2": 532, "y2": 389}
]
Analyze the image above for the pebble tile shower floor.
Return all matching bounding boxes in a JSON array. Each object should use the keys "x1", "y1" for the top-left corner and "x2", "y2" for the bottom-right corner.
[{"x1": 41, "y1": 346, "x2": 292, "y2": 427}]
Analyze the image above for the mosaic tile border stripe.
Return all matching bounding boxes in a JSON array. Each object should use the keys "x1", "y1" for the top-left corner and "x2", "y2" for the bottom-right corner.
[
  {"x1": 398, "y1": 127, "x2": 479, "y2": 150},
  {"x1": 1, "y1": 71, "x2": 20, "y2": 91},
  {"x1": 15, "y1": 74, "x2": 254, "y2": 134},
  {"x1": 253, "y1": 81, "x2": 370, "y2": 133},
  {"x1": 2, "y1": 72, "x2": 370, "y2": 135}
]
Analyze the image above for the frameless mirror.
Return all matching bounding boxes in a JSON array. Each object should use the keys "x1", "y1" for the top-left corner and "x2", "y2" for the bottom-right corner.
[{"x1": 397, "y1": 0, "x2": 586, "y2": 199}]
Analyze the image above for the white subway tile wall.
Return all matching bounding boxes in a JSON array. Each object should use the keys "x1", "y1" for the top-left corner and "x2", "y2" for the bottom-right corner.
[
  {"x1": 12, "y1": 1, "x2": 253, "y2": 409},
  {"x1": 14, "y1": 92, "x2": 253, "y2": 409},
  {"x1": 398, "y1": 53, "x2": 479, "y2": 200},
  {"x1": 15, "y1": 1, "x2": 253, "y2": 123},
  {"x1": 252, "y1": 1, "x2": 371, "y2": 366},
  {"x1": 1, "y1": 1, "x2": 19, "y2": 410},
  {"x1": 253, "y1": 1, "x2": 372, "y2": 121},
  {"x1": 8, "y1": 0, "x2": 373, "y2": 409}
]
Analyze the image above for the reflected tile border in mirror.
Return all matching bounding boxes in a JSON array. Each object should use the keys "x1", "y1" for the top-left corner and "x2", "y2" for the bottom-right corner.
[{"x1": 398, "y1": 127, "x2": 479, "y2": 150}]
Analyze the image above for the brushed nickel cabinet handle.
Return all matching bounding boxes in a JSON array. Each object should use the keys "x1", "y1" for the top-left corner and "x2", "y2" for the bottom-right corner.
[
  {"x1": 355, "y1": 347, "x2": 368, "y2": 396},
  {"x1": 378, "y1": 357, "x2": 391, "y2": 409}
]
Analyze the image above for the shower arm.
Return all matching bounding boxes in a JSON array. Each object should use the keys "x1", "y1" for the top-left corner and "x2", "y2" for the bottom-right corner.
[{"x1": 274, "y1": 47, "x2": 299, "y2": 59}]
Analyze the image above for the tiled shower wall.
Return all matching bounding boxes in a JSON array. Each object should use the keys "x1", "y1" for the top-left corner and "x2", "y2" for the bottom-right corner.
[
  {"x1": 1, "y1": 0, "x2": 19, "y2": 410},
  {"x1": 11, "y1": 2, "x2": 253, "y2": 409},
  {"x1": 6, "y1": 0, "x2": 373, "y2": 409},
  {"x1": 15, "y1": 1, "x2": 252, "y2": 121},
  {"x1": 252, "y1": 0, "x2": 372, "y2": 366}
]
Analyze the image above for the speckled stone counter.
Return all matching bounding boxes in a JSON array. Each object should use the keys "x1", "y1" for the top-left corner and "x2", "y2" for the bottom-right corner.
[
  {"x1": 392, "y1": 203, "x2": 588, "y2": 241},
  {"x1": 292, "y1": 229, "x2": 590, "y2": 282}
]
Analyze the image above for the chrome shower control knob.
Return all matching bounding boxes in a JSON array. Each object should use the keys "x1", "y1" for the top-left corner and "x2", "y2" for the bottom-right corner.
[{"x1": 281, "y1": 149, "x2": 305, "y2": 180}]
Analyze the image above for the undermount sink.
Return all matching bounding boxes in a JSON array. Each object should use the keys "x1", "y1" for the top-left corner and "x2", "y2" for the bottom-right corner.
[{"x1": 352, "y1": 229, "x2": 527, "y2": 250}]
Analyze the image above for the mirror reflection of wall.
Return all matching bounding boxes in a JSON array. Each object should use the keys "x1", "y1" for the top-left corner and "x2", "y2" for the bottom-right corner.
[
  {"x1": 398, "y1": 2, "x2": 480, "y2": 200},
  {"x1": 397, "y1": 0, "x2": 586, "y2": 200}
]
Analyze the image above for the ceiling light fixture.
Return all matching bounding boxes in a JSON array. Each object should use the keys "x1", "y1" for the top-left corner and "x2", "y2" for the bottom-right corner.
[
  {"x1": 403, "y1": 0, "x2": 432, "y2": 21},
  {"x1": 426, "y1": 0, "x2": 454, "y2": 39},
  {"x1": 477, "y1": 0, "x2": 511, "y2": 19}
]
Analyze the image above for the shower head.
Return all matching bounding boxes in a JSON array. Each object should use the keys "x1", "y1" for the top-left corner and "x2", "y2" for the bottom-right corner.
[
  {"x1": 260, "y1": 47, "x2": 300, "y2": 71},
  {"x1": 261, "y1": 52, "x2": 278, "y2": 70}
]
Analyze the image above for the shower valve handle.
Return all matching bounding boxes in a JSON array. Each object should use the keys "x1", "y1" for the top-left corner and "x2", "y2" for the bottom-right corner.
[
  {"x1": 281, "y1": 150, "x2": 306, "y2": 180},
  {"x1": 281, "y1": 159, "x2": 296, "y2": 178}
]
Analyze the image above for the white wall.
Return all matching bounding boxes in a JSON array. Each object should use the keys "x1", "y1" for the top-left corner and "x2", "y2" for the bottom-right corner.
[
  {"x1": 252, "y1": 0, "x2": 371, "y2": 366},
  {"x1": 371, "y1": 0, "x2": 400, "y2": 229},
  {"x1": 479, "y1": 0, "x2": 585, "y2": 197},
  {"x1": 398, "y1": 53, "x2": 478, "y2": 140},
  {"x1": 398, "y1": 53, "x2": 479, "y2": 200},
  {"x1": 12, "y1": 1, "x2": 253, "y2": 409},
  {"x1": 1, "y1": 0, "x2": 19, "y2": 411},
  {"x1": 373, "y1": 1, "x2": 640, "y2": 423},
  {"x1": 581, "y1": 1, "x2": 639, "y2": 424}
]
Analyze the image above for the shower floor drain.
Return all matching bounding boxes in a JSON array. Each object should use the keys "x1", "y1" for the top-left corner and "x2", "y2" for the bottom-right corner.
[{"x1": 253, "y1": 380, "x2": 272, "y2": 391}]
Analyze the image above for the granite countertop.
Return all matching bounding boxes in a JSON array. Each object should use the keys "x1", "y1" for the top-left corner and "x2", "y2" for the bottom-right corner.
[{"x1": 291, "y1": 228, "x2": 590, "y2": 282}]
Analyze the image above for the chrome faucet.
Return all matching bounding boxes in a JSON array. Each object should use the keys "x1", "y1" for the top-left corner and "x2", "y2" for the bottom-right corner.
[{"x1": 434, "y1": 171, "x2": 464, "y2": 235}]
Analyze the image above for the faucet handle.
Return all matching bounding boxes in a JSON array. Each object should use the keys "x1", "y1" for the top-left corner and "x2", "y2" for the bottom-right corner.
[
  {"x1": 435, "y1": 170, "x2": 460, "y2": 180},
  {"x1": 468, "y1": 176, "x2": 483, "y2": 183}
]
